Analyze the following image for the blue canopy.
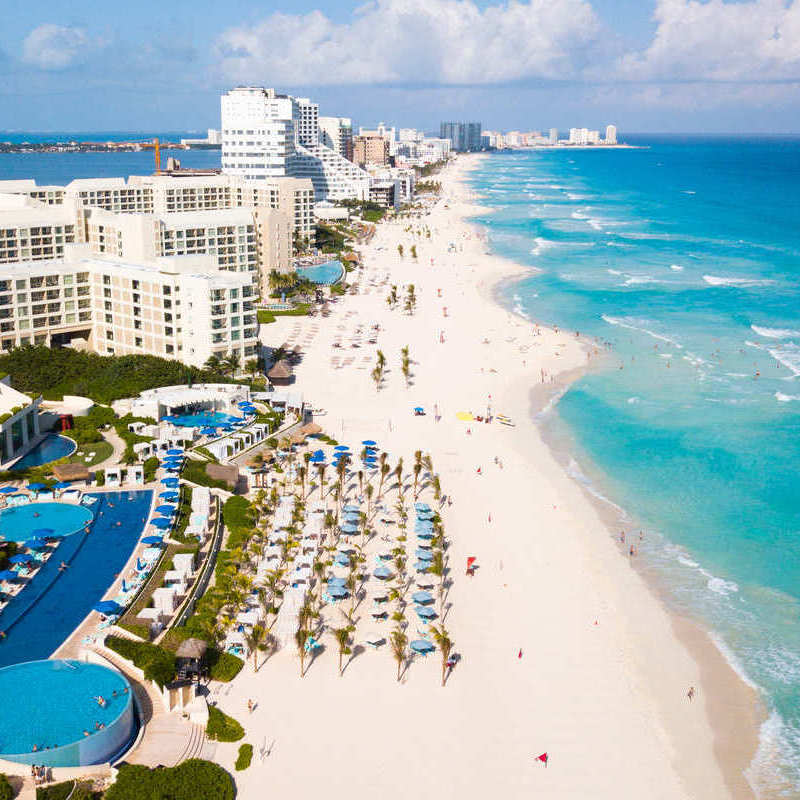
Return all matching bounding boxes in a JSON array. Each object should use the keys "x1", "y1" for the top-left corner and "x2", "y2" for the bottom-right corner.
[
  {"x1": 415, "y1": 549, "x2": 433, "y2": 561},
  {"x1": 416, "y1": 511, "x2": 435, "y2": 521},
  {"x1": 414, "y1": 502, "x2": 431, "y2": 512},
  {"x1": 340, "y1": 523, "x2": 358, "y2": 534},
  {"x1": 410, "y1": 639, "x2": 434, "y2": 654},
  {"x1": 334, "y1": 554, "x2": 351, "y2": 566},
  {"x1": 312, "y1": 449, "x2": 325, "y2": 458},
  {"x1": 0, "y1": 486, "x2": 17, "y2": 494},
  {"x1": 53, "y1": 481, "x2": 73, "y2": 490},
  {"x1": 328, "y1": 576, "x2": 346, "y2": 587},
  {"x1": 327, "y1": 585, "x2": 348, "y2": 598},
  {"x1": 414, "y1": 561, "x2": 431, "y2": 572},
  {"x1": 141, "y1": 535, "x2": 164, "y2": 545},
  {"x1": 0, "y1": 570, "x2": 18, "y2": 581},
  {"x1": 93, "y1": 600, "x2": 123, "y2": 615},
  {"x1": 343, "y1": 504, "x2": 360, "y2": 512},
  {"x1": 413, "y1": 406, "x2": 425, "y2": 413},
  {"x1": 25, "y1": 538, "x2": 48, "y2": 549},
  {"x1": 333, "y1": 445, "x2": 350, "y2": 451},
  {"x1": 237, "y1": 401, "x2": 250, "y2": 407},
  {"x1": 160, "y1": 478, "x2": 179, "y2": 487},
  {"x1": 415, "y1": 605, "x2": 437, "y2": 619},
  {"x1": 155, "y1": 504, "x2": 176, "y2": 515},
  {"x1": 27, "y1": 482, "x2": 46, "y2": 490},
  {"x1": 309, "y1": 454, "x2": 326, "y2": 463},
  {"x1": 373, "y1": 566, "x2": 393, "y2": 579},
  {"x1": 159, "y1": 491, "x2": 179, "y2": 500},
  {"x1": 9, "y1": 553, "x2": 32, "y2": 563},
  {"x1": 412, "y1": 590, "x2": 433, "y2": 604},
  {"x1": 150, "y1": 517, "x2": 172, "y2": 529},
  {"x1": 417, "y1": 532, "x2": 434, "y2": 541},
  {"x1": 166, "y1": 448, "x2": 183, "y2": 455},
  {"x1": 31, "y1": 528, "x2": 54, "y2": 537}
]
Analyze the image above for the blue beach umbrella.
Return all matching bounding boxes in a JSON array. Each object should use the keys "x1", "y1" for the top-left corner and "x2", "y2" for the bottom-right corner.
[
  {"x1": 340, "y1": 523, "x2": 358, "y2": 535},
  {"x1": 373, "y1": 566, "x2": 393, "y2": 579},
  {"x1": 166, "y1": 448, "x2": 183, "y2": 456},
  {"x1": 200, "y1": 427, "x2": 217, "y2": 436},
  {"x1": 415, "y1": 549, "x2": 433, "y2": 561},
  {"x1": 417, "y1": 533, "x2": 434, "y2": 542},
  {"x1": 410, "y1": 639, "x2": 434, "y2": 654},
  {"x1": 155, "y1": 505, "x2": 176, "y2": 515},
  {"x1": 327, "y1": 585, "x2": 348, "y2": 599},
  {"x1": 0, "y1": 486, "x2": 17, "y2": 494},
  {"x1": 309, "y1": 454, "x2": 326, "y2": 464},
  {"x1": 414, "y1": 561, "x2": 431, "y2": 573},
  {"x1": 141, "y1": 535, "x2": 164, "y2": 545},
  {"x1": 161, "y1": 478, "x2": 179, "y2": 487},
  {"x1": 415, "y1": 605, "x2": 437, "y2": 619},
  {"x1": 159, "y1": 491, "x2": 179, "y2": 500},
  {"x1": 25, "y1": 538, "x2": 48, "y2": 549},
  {"x1": 237, "y1": 401, "x2": 250, "y2": 407},
  {"x1": 328, "y1": 576, "x2": 346, "y2": 587},
  {"x1": 343, "y1": 504, "x2": 360, "y2": 513},
  {"x1": 414, "y1": 502, "x2": 431, "y2": 512},
  {"x1": 412, "y1": 590, "x2": 433, "y2": 604},
  {"x1": 27, "y1": 482, "x2": 46, "y2": 491},
  {"x1": 362, "y1": 440, "x2": 377, "y2": 446},
  {"x1": 334, "y1": 553, "x2": 351, "y2": 566},
  {"x1": 94, "y1": 600, "x2": 123, "y2": 616},
  {"x1": 150, "y1": 517, "x2": 172, "y2": 529},
  {"x1": 0, "y1": 570, "x2": 18, "y2": 581},
  {"x1": 413, "y1": 406, "x2": 424, "y2": 414},
  {"x1": 9, "y1": 553, "x2": 33, "y2": 563},
  {"x1": 334, "y1": 445, "x2": 350, "y2": 452}
]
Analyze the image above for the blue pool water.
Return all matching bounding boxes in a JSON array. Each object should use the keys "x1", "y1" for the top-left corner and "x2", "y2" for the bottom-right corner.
[
  {"x1": 298, "y1": 260, "x2": 344, "y2": 285},
  {"x1": 469, "y1": 136, "x2": 800, "y2": 794},
  {"x1": 0, "y1": 491, "x2": 152, "y2": 667},
  {"x1": 11, "y1": 434, "x2": 76, "y2": 470},
  {"x1": 164, "y1": 411, "x2": 240, "y2": 428},
  {"x1": 0, "y1": 502, "x2": 93, "y2": 542},
  {"x1": 0, "y1": 659, "x2": 134, "y2": 766}
]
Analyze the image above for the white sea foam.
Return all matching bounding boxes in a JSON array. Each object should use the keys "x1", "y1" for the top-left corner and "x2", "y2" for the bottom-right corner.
[
  {"x1": 627, "y1": 396, "x2": 640, "y2": 404},
  {"x1": 769, "y1": 343, "x2": 800, "y2": 377},
  {"x1": 683, "y1": 190, "x2": 696, "y2": 195},
  {"x1": 623, "y1": 275, "x2": 660, "y2": 286},
  {"x1": 703, "y1": 275, "x2": 775, "y2": 288},
  {"x1": 571, "y1": 210, "x2": 587, "y2": 219},
  {"x1": 530, "y1": 237, "x2": 557, "y2": 256},
  {"x1": 567, "y1": 192, "x2": 589, "y2": 200},
  {"x1": 588, "y1": 218, "x2": 604, "y2": 231},
  {"x1": 706, "y1": 575, "x2": 740, "y2": 596},
  {"x1": 670, "y1": 264, "x2": 684, "y2": 271},
  {"x1": 565, "y1": 459, "x2": 628, "y2": 518},
  {"x1": 607, "y1": 269, "x2": 622, "y2": 276},
  {"x1": 776, "y1": 392, "x2": 800, "y2": 402},
  {"x1": 658, "y1": 353, "x2": 673, "y2": 359},
  {"x1": 677, "y1": 555, "x2": 699, "y2": 568},
  {"x1": 601, "y1": 315, "x2": 683, "y2": 348},
  {"x1": 751, "y1": 325, "x2": 800, "y2": 339},
  {"x1": 746, "y1": 710, "x2": 800, "y2": 798}
]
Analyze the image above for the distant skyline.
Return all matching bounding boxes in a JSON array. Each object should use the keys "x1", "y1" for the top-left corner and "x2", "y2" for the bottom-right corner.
[{"x1": 1, "y1": 0, "x2": 799, "y2": 134}]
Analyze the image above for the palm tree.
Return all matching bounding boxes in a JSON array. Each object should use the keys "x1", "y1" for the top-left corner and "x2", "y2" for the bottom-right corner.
[
  {"x1": 357, "y1": 470, "x2": 364, "y2": 497},
  {"x1": 365, "y1": 483, "x2": 375, "y2": 515},
  {"x1": 298, "y1": 465, "x2": 307, "y2": 500},
  {"x1": 371, "y1": 366, "x2": 382, "y2": 391},
  {"x1": 224, "y1": 350, "x2": 241, "y2": 377},
  {"x1": 377, "y1": 350, "x2": 386, "y2": 370},
  {"x1": 295, "y1": 628, "x2": 309, "y2": 677},
  {"x1": 315, "y1": 463, "x2": 327, "y2": 496},
  {"x1": 245, "y1": 358, "x2": 261, "y2": 378},
  {"x1": 428, "y1": 549, "x2": 446, "y2": 615},
  {"x1": 332, "y1": 626, "x2": 352, "y2": 676},
  {"x1": 397, "y1": 244, "x2": 404, "y2": 258},
  {"x1": 336, "y1": 455, "x2": 349, "y2": 499},
  {"x1": 204, "y1": 354, "x2": 223, "y2": 373},
  {"x1": 245, "y1": 624, "x2": 266, "y2": 671},
  {"x1": 390, "y1": 628, "x2": 408, "y2": 682},
  {"x1": 394, "y1": 458, "x2": 404, "y2": 494},
  {"x1": 412, "y1": 462, "x2": 422, "y2": 500},
  {"x1": 429, "y1": 625, "x2": 453, "y2": 686},
  {"x1": 431, "y1": 474, "x2": 442, "y2": 504},
  {"x1": 378, "y1": 460, "x2": 391, "y2": 501}
]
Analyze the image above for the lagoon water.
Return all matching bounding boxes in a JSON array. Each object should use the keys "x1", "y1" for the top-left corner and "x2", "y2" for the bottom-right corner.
[{"x1": 470, "y1": 137, "x2": 800, "y2": 795}]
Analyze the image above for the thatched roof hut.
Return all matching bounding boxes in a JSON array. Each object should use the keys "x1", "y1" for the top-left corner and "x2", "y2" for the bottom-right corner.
[
  {"x1": 299, "y1": 423, "x2": 322, "y2": 436},
  {"x1": 267, "y1": 360, "x2": 292, "y2": 385},
  {"x1": 176, "y1": 638, "x2": 208, "y2": 660},
  {"x1": 52, "y1": 463, "x2": 90, "y2": 482}
]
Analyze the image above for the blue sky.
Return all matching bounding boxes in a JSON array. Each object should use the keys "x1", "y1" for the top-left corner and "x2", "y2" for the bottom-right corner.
[{"x1": 1, "y1": 0, "x2": 799, "y2": 133}]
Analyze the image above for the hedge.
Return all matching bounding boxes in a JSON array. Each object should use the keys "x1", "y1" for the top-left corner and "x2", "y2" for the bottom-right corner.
[
  {"x1": 206, "y1": 706, "x2": 244, "y2": 742},
  {"x1": 207, "y1": 649, "x2": 244, "y2": 682},
  {"x1": 0, "y1": 774, "x2": 12, "y2": 800},
  {"x1": 104, "y1": 760, "x2": 234, "y2": 800},
  {"x1": 235, "y1": 743, "x2": 253, "y2": 771},
  {"x1": 182, "y1": 460, "x2": 231, "y2": 490},
  {"x1": 105, "y1": 635, "x2": 175, "y2": 689},
  {"x1": 36, "y1": 781, "x2": 96, "y2": 800}
]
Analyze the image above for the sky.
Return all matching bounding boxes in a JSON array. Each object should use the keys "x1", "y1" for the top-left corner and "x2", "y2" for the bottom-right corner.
[{"x1": 0, "y1": 0, "x2": 799, "y2": 134}]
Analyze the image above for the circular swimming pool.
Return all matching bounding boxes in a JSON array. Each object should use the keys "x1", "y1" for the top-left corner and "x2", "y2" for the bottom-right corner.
[
  {"x1": 11, "y1": 434, "x2": 76, "y2": 471},
  {"x1": 0, "y1": 502, "x2": 93, "y2": 543},
  {"x1": 0, "y1": 659, "x2": 136, "y2": 767}
]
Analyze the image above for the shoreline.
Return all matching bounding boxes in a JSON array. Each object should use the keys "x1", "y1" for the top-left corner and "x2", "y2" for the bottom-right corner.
[{"x1": 464, "y1": 152, "x2": 763, "y2": 799}]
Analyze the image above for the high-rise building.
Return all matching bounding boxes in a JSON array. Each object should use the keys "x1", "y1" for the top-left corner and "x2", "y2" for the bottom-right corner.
[
  {"x1": 439, "y1": 122, "x2": 483, "y2": 152},
  {"x1": 549, "y1": 128, "x2": 558, "y2": 144},
  {"x1": 605, "y1": 125, "x2": 618, "y2": 145},
  {"x1": 353, "y1": 135, "x2": 390, "y2": 167},
  {"x1": 319, "y1": 116, "x2": 353, "y2": 161},
  {"x1": 221, "y1": 87, "x2": 371, "y2": 202}
]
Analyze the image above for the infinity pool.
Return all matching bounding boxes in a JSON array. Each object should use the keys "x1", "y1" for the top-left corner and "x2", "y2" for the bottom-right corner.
[
  {"x1": 164, "y1": 411, "x2": 242, "y2": 428},
  {"x1": 0, "y1": 502, "x2": 93, "y2": 542},
  {"x1": 298, "y1": 260, "x2": 344, "y2": 285},
  {"x1": 0, "y1": 659, "x2": 135, "y2": 766},
  {"x1": 11, "y1": 434, "x2": 76, "y2": 471}
]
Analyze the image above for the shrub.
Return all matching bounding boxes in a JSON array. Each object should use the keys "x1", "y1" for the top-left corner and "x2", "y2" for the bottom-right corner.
[
  {"x1": 143, "y1": 456, "x2": 160, "y2": 483},
  {"x1": 36, "y1": 781, "x2": 96, "y2": 800},
  {"x1": 105, "y1": 760, "x2": 234, "y2": 800},
  {"x1": 235, "y1": 743, "x2": 253, "y2": 771},
  {"x1": 182, "y1": 460, "x2": 230, "y2": 490},
  {"x1": 206, "y1": 706, "x2": 244, "y2": 742},
  {"x1": 94, "y1": 469, "x2": 105, "y2": 487},
  {"x1": 105, "y1": 635, "x2": 175, "y2": 689},
  {"x1": 207, "y1": 650, "x2": 244, "y2": 682},
  {"x1": 0, "y1": 774, "x2": 12, "y2": 800}
]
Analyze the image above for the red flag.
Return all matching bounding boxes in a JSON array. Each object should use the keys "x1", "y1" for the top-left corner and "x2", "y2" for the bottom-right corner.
[
  {"x1": 535, "y1": 752, "x2": 548, "y2": 766},
  {"x1": 518, "y1": 648, "x2": 523, "y2": 659},
  {"x1": 466, "y1": 557, "x2": 476, "y2": 568}
]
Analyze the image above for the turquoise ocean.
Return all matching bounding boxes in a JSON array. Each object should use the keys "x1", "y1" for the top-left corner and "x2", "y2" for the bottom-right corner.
[{"x1": 468, "y1": 137, "x2": 800, "y2": 796}]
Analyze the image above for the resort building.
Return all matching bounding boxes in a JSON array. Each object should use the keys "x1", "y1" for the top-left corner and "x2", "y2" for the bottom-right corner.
[
  {"x1": 0, "y1": 249, "x2": 258, "y2": 366},
  {"x1": 221, "y1": 87, "x2": 371, "y2": 202},
  {"x1": 605, "y1": 125, "x2": 618, "y2": 145},
  {"x1": 569, "y1": 128, "x2": 601, "y2": 145},
  {"x1": 0, "y1": 194, "x2": 79, "y2": 264},
  {"x1": 318, "y1": 116, "x2": 353, "y2": 161},
  {"x1": 439, "y1": 121, "x2": 483, "y2": 152},
  {"x1": 353, "y1": 134, "x2": 391, "y2": 168},
  {"x1": 0, "y1": 375, "x2": 41, "y2": 464}
]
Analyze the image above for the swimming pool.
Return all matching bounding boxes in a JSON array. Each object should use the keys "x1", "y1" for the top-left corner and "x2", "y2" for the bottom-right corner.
[
  {"x1": 0, "y1": 491, "x2": 152, "y2": 668},
  {"x1": 0, "y1": 502, "x2": 93, "y2": 543},
  {"x1": 11, "y1": 435, "x2": 76, "y2": 471},
  {"x1": 164, "y1": 411, "x2": 242, "y2": 428},
  {"x1": 0, "y1": 659, "x2": 135, "y2": 767},
  {"x1": 298, "y1": 260, "x2": 344, "y2": 285}
]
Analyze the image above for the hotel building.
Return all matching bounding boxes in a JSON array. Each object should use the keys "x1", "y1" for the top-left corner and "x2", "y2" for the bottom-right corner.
[
  {"x1": 319, "y1": 117, "x2": 354, "y2": 161},
  {"x1": 439, "y1": 121, "x2": 483, "y2": 152},
  {"x1": 353, "y1": 134, "x2": 391, "y2": 168}
]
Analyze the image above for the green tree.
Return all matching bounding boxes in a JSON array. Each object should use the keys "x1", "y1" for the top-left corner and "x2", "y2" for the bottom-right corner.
[
  {"x1": 397, "y1": 244, "x2": 404, "y2": 258},
  {"x1": 390, "y1": 628, "x2": 408, "y2": 682},
  {"x1": 332, "y1": 626, "x2": 353, "y2": 676},
  {"x1": 429, "y1": 625, "x2": 453, "y2": 686},
  {"x1": 245, "y1": 624, "x2": 266, "y2": 671},
  {"x1": 295, "y1": 627, "x2": 309, "y2": 677}
]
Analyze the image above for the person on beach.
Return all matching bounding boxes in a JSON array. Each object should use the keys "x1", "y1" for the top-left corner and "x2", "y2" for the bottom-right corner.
[
  {"x1": 247, "y1": 699, "x2": 254, "y2": 714},
  {"x1": 687, "y1": 686, "x2": 696, "y2": 701},
  {"x1": 620, "y1": 531, "x2": 626, "y2": 543}
]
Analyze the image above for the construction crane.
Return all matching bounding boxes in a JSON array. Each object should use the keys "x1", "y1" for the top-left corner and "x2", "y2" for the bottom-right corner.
[{"x1": 153, "y1": 137, "x2": 161, "y2": 172}]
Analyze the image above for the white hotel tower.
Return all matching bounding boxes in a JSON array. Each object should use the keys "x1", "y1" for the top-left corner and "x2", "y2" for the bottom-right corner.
[{"x1": 221, "y1": 87, "x2": 371, "y2": 202}]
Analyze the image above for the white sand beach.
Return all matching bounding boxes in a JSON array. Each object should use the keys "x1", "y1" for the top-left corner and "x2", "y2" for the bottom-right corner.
[{"x1": 213, "y1": 155, "x2": 760, "y2": 800}]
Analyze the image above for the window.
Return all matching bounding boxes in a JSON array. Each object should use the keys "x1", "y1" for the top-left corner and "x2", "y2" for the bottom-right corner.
[
  {"x1": 106, "y1": 331, "x2": 114, "y2": 340},
  {"x1": 103, "y1": 275, "x2": 111, "y2": 285},
  {"x1": 103, "y1": 288, "x2": 111, "y2": 298},
  {"x1": 135, "y1": 337, "x2": 143, "y2": 347}
]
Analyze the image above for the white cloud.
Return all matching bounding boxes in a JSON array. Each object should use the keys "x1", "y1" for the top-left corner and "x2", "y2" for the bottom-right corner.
[
  {"x1": 214, "y1": 0, "x2": 606, "y2": 86},
  {"x1": 22, "y1": 24, "x2": 91, "y2": 70},
  {"x1": 618, "y1": 0, "x2": 800, "y2": 81}
]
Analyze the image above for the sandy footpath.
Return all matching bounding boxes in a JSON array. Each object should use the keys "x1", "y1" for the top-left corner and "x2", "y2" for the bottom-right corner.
[{"x1": 214, "y1": 156, "x2": 757, "y2": 799}]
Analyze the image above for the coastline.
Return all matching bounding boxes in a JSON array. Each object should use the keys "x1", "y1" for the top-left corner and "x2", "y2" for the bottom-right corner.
[
  {"x1": 465, "y1": 152, "x2": 764, "y2": 799},
  {"x1": 213, "y1": 153, "x2": 759, "y2": 799}
]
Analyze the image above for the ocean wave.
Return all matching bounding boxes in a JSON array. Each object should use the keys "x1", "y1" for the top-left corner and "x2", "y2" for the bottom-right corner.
[
  {"x1": 746, "y1": 710, "x2": 800, "y2": 798},
  {"x1": 623, "y1": 275, "x2": 661, "y2": 286},
  {"x1": 530, "y1": 237, "x2": 558, "y2": 256},
  {"x1": 567, "y1": 192, "x2": 590, "y2": 200},
  {"x1": 601, "y1": 315, "x2": 683, "y2": 348},
  {"x1": 706, "y1": 575, "x2": 740, "y2": 596},
  {"x1": 607, "y1": 269, "x2": 622, "y2": 275},
  {"x1": 627, "y1": 396, "x2": 640, "y2": 404},
  {"x1": 776, "y1": 392, "x2": 800, "y2": 402},
  {"x1": 751, "y1": 325, "x2": 800, "y2": 339},
  {"x1": 768, "y1": 343, "x2": 800, "y2": 377},
  {"x1": 670, "y1": 264, "x2": 684, "y2": 271},
  {"x1": 565, "y1": 459, "x2": 628, "y2": 518},
  {"x1": 703, "y1": 275, "x2": 776, "y2": 288}
]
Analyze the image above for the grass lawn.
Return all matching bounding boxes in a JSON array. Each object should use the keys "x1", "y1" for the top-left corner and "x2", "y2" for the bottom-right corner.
[
  {"x1": 67, "y1": 439, "x2": 113, "y2": 467},
  {"x1": 258, "y1": 303, "x2": 311, "y2": 324}
]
